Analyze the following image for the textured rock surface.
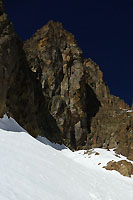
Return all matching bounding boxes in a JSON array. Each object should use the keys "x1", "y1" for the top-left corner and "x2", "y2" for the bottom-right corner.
[
  {"x1": 89, "y1": 99, "x2": 133, "y2": 160},
  {"x1": 0, "y1": 3, "x2": 61, "y2": 142},
  {"x1": 24, "y1": 21, "x2": 101, "y2": 149},
  {"x1": 24, "y1": 20, "x2": 133, "y2": 158},
  {"x1": 103, "y1": 160, "x2": 133, "y2": 177}
]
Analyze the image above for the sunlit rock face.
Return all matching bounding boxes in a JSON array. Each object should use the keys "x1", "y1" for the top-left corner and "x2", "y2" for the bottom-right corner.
[
  {"x1": 24, "y1": 21, "x2": 100, "y2": 149},
  {"x1": 24, "y1": 20, "x2": 133, "y2": 158}
]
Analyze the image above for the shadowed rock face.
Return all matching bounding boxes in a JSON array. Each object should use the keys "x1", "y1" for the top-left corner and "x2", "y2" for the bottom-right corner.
[
  {"x1": 0, "y1": 1, "x2": 15, "y2": 114},
  {"x1": 0, "y1": 3, "x2": 62, "y2": 143}
]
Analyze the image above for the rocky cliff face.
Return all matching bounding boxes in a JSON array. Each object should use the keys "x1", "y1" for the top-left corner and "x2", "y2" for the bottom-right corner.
[
  {"x1": 24, "y1": 21, "x2": 133, "y2": 159},
  {"x1": 0, "y1": 2, "x2": 61, "y2": 143},
  {"x1": 0, "y1": 0, "x2": 132, "y2": 160},
  {"x1": 24, "y1": 21, "x2": 101, "y2": 149}
]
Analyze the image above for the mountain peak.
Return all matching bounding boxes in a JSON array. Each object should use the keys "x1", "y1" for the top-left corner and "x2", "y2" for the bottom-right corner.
[{"x1": 0, "y1": 1, "x2": 133, "y2": 160}]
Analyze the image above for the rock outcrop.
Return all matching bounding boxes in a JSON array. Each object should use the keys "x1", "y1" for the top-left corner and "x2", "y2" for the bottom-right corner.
[
  {"x1": 24, "y1": 21, "x2": 102, "y2": 149},
  {"x1": 24, "y1": 21, "x2": 133, "y2": 159},
  {"x1": 88, "y1": 96, "x2": 133, "y2": 160},
  {"x1": 103, "y1": 160, "x2": 133, "y2": 177}
]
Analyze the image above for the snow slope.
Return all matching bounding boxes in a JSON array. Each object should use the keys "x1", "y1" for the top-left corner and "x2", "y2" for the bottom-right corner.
[
  {"x1": 0, "y1": 114, "x2": 27, "y2": 133},
  {"x1": 0, "y1": 116, "x2": 133, "y2": 200}
]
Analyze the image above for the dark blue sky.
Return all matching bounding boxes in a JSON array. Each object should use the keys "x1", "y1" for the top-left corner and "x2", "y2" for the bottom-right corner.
[{"x1": 3, "y1": 0, "x2": 133, "y2": 106}]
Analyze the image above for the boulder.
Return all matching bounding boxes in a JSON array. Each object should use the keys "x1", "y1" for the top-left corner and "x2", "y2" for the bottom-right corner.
[{"x1": 103, "y1": 160, "x2": 133, "y2": 177}]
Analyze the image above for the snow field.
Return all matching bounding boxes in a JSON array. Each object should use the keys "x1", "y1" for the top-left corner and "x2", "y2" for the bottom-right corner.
[{"x1": 0, "y1": 115, "x2": 133, "y2": 200}]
